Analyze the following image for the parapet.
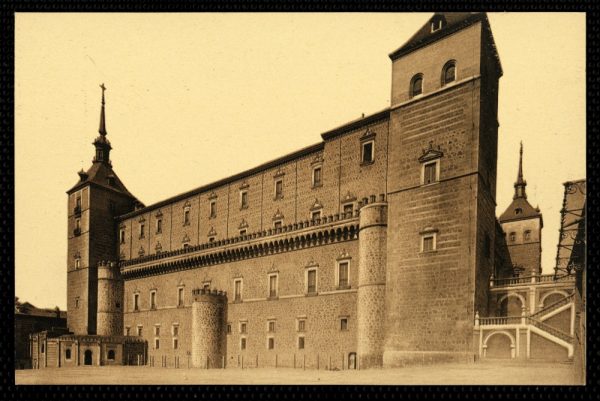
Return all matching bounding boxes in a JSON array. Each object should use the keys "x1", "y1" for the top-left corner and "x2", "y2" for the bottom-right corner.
[{"x1": 192, "y1": 288, "x2": 228, "y2": 302}]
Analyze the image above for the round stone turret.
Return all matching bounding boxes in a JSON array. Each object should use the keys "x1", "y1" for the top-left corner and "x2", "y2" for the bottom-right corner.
[
  {"x1": 356, "y1": 195, "x2": 388, "y2": 368},
  {"x1": 96, "y1": 261, "x2": 124, "y2": 336},
  {"x1": 191, "y1": 288, "x2": 228, "y2": 368}
]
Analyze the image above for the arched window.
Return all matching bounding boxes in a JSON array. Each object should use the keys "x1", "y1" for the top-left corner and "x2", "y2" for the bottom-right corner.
[
  {"x1": 442, "y1": 61, "x2": 456, "y2": 86},
  {"x1": 410, "y1": 74, "x2": 423, "y2": 98}
]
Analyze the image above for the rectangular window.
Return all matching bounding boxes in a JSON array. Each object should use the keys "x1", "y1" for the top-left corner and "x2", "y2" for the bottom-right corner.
[
  {"x1": 173, "y1": 338, "x2": 178, "y2": 350},
  {"x1": 297, "y1": 319, "x2": 306, "y2": 332},
  {"x1": 203, "y1": 282, "x2": 211, "y2": 291},
  {"x1": 234, "y1": 279, "x2": 242, "y2": 302},
  {"x1": 227, "y1": 324, "x2": 232, "y2": 334},
  {"x1": 268, "y1": 321, "x2": 276, "y2": 333},
  {"x1": 273, "y1": 220, "x2": 283, "y2": 229},
  {"x1": 421, "y1": 233, "x2": 436, "y2": 252},
  {"x1": 119, "y1": 228, "x2": 125, "y2": 244},
  {"x1": 183, "y1": 208, "x2": 190, "y2": 225},
  {"x1": 150, "y1": 291, "x2": 156, "y2": 309},
  {"x1": 156, "y1": 219, "x2": 162, "y2": 234},
  {"x1": 298, "y1": 336, "x2": 305, "y2": 350},
  {"x1": 423, "y1": 162, "x2": 438, "y2": 185},
  {"x1": 155, "y1": 326, "x2": 160, "y2": 336},
  {"x1": 140, "y1": 223, "x2": 145, "y2": 238},
  {"x1": 311, "y1": 210, "x2": 321, "y2": 221},
  {"x1": 137, "y1": 326, "x2": 143, "y2": 336},
  {"x1": 268, "y1": 274, "x2": 278, "y2": 298},
  {"x1": 76, "y1": 196, "x2": 81, "y2": 209},
  {"x1": 241, "y1": 338, "x2": 247, "y2": 350},
  {"x1": 362, "y1": 141, "x2": 374, "y2": 164},
  {"x1": 307, "y1": 269, "x2": 317, "y2": 294},
  {"x1": 133, "y1": 294, "x2": 139, "y2": 311},
  {"x1": 239, "y1": 229, "x2": 247, "y2": 236},
  {"x1": 275, "y1": 180, "x2": 283, "y2": 199},
  {"x1": 240, "y1": 322, "x2": 247, "y2": 334},
  {"x1": 338, "y1": 261, "x2": 349, "y2": 289},
  {"x1": 312, "y1": 167, "x2": 322, "y2": 187},
  {"x1": 343, "y1": 204, "x2": 353, "y2": 217},
  {"x1": 125, "y1": 327, "x2": 130, "y2": 336},
  {"x1": 268, "y1": 337, "x2": 275, "y2": 350},
  {"x1": 240, "y1": 191, "x2": 248, "y2": 209},
  {"x1": 172, "y1": 325, "x2": 179, "y2": 336},
  {"x1": 210, "y1": 201, "x2": 217, "y2": 218},
  {"x1": 209, "y1": 236, "x2": 215, "y2": 243},
  {"x1": 75, "y1": 259, "x2": 81, "y2": 269},
  {"x1": 340, "y1": 318, "x2": 348, "y2": 331},
  {"x1": 177, "y1": 287, "x2": 184, "y2": 306},
  {"x1": 155, "y1": 339, "x2": 160, "y2": 350}
]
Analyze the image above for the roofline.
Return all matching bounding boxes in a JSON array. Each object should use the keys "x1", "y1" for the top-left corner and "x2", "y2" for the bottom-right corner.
[
  {"x1": 67, "y1": 180, "x2": 142, "y2": 203},
  {"x1": 117, "y1": 141, "x2": 325, "y2": 220},
  {"x1": 389, "y1": 13, "x2": 486, "y2": 61},
  {"x1": 320, "y1": 108, "x2": 390, "y2": 140},
  {"x1": 498, "y1": 213, "x2": 544, "y2": 227},
  {"x1": 563, "y1": 179, "x2": 586, "y2": 186}
]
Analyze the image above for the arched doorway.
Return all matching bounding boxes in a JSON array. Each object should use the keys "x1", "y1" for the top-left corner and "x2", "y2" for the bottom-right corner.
[
  {"x1": 84, "y1": 350, "x2": 93, "y2": 365},
  {"x1": 348, "y1": 353, "x2": 357, "y2": 370}
]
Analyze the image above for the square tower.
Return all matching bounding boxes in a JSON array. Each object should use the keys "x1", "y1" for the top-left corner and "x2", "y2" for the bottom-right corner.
[{"x1": 383, "y1": 13, "x2": 502, "y2": 365}]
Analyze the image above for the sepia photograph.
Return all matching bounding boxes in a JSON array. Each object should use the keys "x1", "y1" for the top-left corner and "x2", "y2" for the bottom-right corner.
[{"x1": 13, "y1": 12, "x2": 586, "y2": 385}]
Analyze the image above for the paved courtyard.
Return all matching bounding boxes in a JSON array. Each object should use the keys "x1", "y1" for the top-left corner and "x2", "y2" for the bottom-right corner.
[{"x1": 16, "y1": 360, "x2": 578, "y2": 385}]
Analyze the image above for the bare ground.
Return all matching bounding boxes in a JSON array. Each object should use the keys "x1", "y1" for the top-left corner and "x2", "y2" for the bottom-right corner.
[{"x1": 15, "y1": 360, "x2": 577, "y2": 385}]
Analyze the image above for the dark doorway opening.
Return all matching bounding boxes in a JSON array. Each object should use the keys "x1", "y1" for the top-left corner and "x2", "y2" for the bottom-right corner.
[
  {"x1": 348, "y1": 352, "x2": 357, "y2": 370},
  {"x1": 84, "y1": 350, "x2": 93, "y2": 365}
]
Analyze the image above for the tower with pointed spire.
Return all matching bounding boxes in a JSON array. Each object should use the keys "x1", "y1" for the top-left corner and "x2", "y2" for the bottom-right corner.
[
  {"x1": 498, "y1": 143, "x2": 543, "y2": 276},
  {"x1": 65, "y1": 85, "x2": 141, "y2": 335}
]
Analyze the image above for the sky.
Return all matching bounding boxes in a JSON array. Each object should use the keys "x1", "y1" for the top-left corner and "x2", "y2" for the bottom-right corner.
[{"x1": 15, "y1": 13, "x2": 586, "y2": 310}]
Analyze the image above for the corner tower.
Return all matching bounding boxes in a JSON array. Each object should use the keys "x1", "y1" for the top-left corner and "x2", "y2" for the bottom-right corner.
[
  {"x1": 383, "y1": 13, "x2": 502, "y2": 366},
  {"x1": 66, "y1": 85, "x2": 140, "y2": 335},
  {"x1": 498, "y1": 143, "x2": 543, "y2": 276}
]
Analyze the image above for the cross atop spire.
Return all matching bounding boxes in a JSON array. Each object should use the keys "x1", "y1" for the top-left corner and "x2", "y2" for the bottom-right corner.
[
  {"x1": 514, "y1": 141, "x2": 527, "y2": 199},
  {"x1": 99, "y1": 83, "x2": 107, "y2": 136}
]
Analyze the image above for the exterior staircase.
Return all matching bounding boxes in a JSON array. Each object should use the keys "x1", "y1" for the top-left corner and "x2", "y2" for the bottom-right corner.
[{"x1": 475, "y1": 292, "x2": 575, "y2": 360}]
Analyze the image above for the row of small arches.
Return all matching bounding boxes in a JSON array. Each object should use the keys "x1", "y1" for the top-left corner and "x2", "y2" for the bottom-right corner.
[{"x1": 409, "y1": 60, "x2": 456, "y2": 98}]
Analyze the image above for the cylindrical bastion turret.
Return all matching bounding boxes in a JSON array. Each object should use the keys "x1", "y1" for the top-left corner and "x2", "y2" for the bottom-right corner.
[
  {"x1": 191, "y1": 288, "x2": 228, "y2": 368},
  {"x1": 96, "y1": 261, "x2": 124, "y2": 336},
  {"x1": 356, "y1": 194, "x2": 388, "y2": 369}
]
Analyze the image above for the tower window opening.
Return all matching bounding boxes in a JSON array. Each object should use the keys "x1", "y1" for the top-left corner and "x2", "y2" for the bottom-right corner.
[
  {"x1": 442, "y1": 61, "x2": 456, "y2": 86},
  {"x1": 298, "y1": 336, "x2": 305, "y2": 350},
  {"x1": 509, "y1": 232, "x2": 516, "y2": 242},
  {"x1": 340, "y1": 318, "x2": 349, "y2": 331},
  {"x1": 361, "y1": 141, "x2": 374, "y2": 164},
  {"x1": 410, "y1": 74, "x2": 423, "y2": 98}
]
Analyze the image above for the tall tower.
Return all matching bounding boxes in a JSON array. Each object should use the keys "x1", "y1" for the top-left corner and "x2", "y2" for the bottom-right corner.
[
  {"x1": 66, "y1": 85, "x2": 140, "y2": 335},
  {"x1": 498, "y1": 143, "x2": 543, "y2": 276},
  {"x1": 383, "y1": 13, "x2": 503, "y2": 366}
]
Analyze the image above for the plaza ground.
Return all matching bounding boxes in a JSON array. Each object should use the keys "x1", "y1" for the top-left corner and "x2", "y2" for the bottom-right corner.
[{"x1": 15, "y1": 360, "x2": 578, "y2": 385}]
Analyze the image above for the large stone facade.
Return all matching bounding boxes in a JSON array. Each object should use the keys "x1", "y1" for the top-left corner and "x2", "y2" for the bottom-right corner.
[{"x1": 31, "y1": 13, "x2": 579, "y2": 370}]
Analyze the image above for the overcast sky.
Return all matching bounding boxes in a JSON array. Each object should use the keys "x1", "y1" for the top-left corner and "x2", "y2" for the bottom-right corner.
[{"x1": 15, "y1": 13, "x2": 585, "y2": 310}]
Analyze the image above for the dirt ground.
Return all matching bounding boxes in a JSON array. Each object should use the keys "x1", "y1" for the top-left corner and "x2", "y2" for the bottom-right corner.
[{"x1": 15, "y1": 360, "x2": 578, "y2": 385}]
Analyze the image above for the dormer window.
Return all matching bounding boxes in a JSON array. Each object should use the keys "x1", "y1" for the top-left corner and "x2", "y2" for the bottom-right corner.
[
  {"x1": 524, "y1": 230, "x2": 531, "y2": 241},
  {"x1": 410, "y1": 74, "x2": 423, "y2": 98},
  {"x1": 441, "y1": 61, "x2": 456, "y2": 86},
  {"x1": 515, "y1": 208, "x2": 523, "y2": 215},
  {"x1": 431, "y1": 18, "x2": 443, "y2": 33}
]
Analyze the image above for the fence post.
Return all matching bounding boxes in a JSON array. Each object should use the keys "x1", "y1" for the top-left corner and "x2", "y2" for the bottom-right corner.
[
  {"x1": 206, "y1": 355, "x2": 209, "y2": 369},
  {"x1": 294, "y1": 354, "x2": 296, "y2": 369},
  {"x1": 329, "y1": 356, "x2": 331, "y2": 371},
  {"x1": 303, "y1": 354, "x2": 305, "y2": 370},
  {"x1": 256, "y1": 354, "x2": 258, "y2": 368},
  {"x1": 275, "y1": 354, "x2": 278, "y2": 368},
  {"x1": 317, "y1": 354, "x2": 319, "y2": 370},
  {"x1": 241, "y1": 355, "x2": 244, "y2": 370}
]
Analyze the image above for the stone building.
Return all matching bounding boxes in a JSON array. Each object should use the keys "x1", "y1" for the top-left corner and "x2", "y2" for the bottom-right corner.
[
  {"x1": 29, "y1": 12, "x2": 581, "y2": 370},
  {"x1": 15, "y1": 299, "x2": 66, "y2": 369}
]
